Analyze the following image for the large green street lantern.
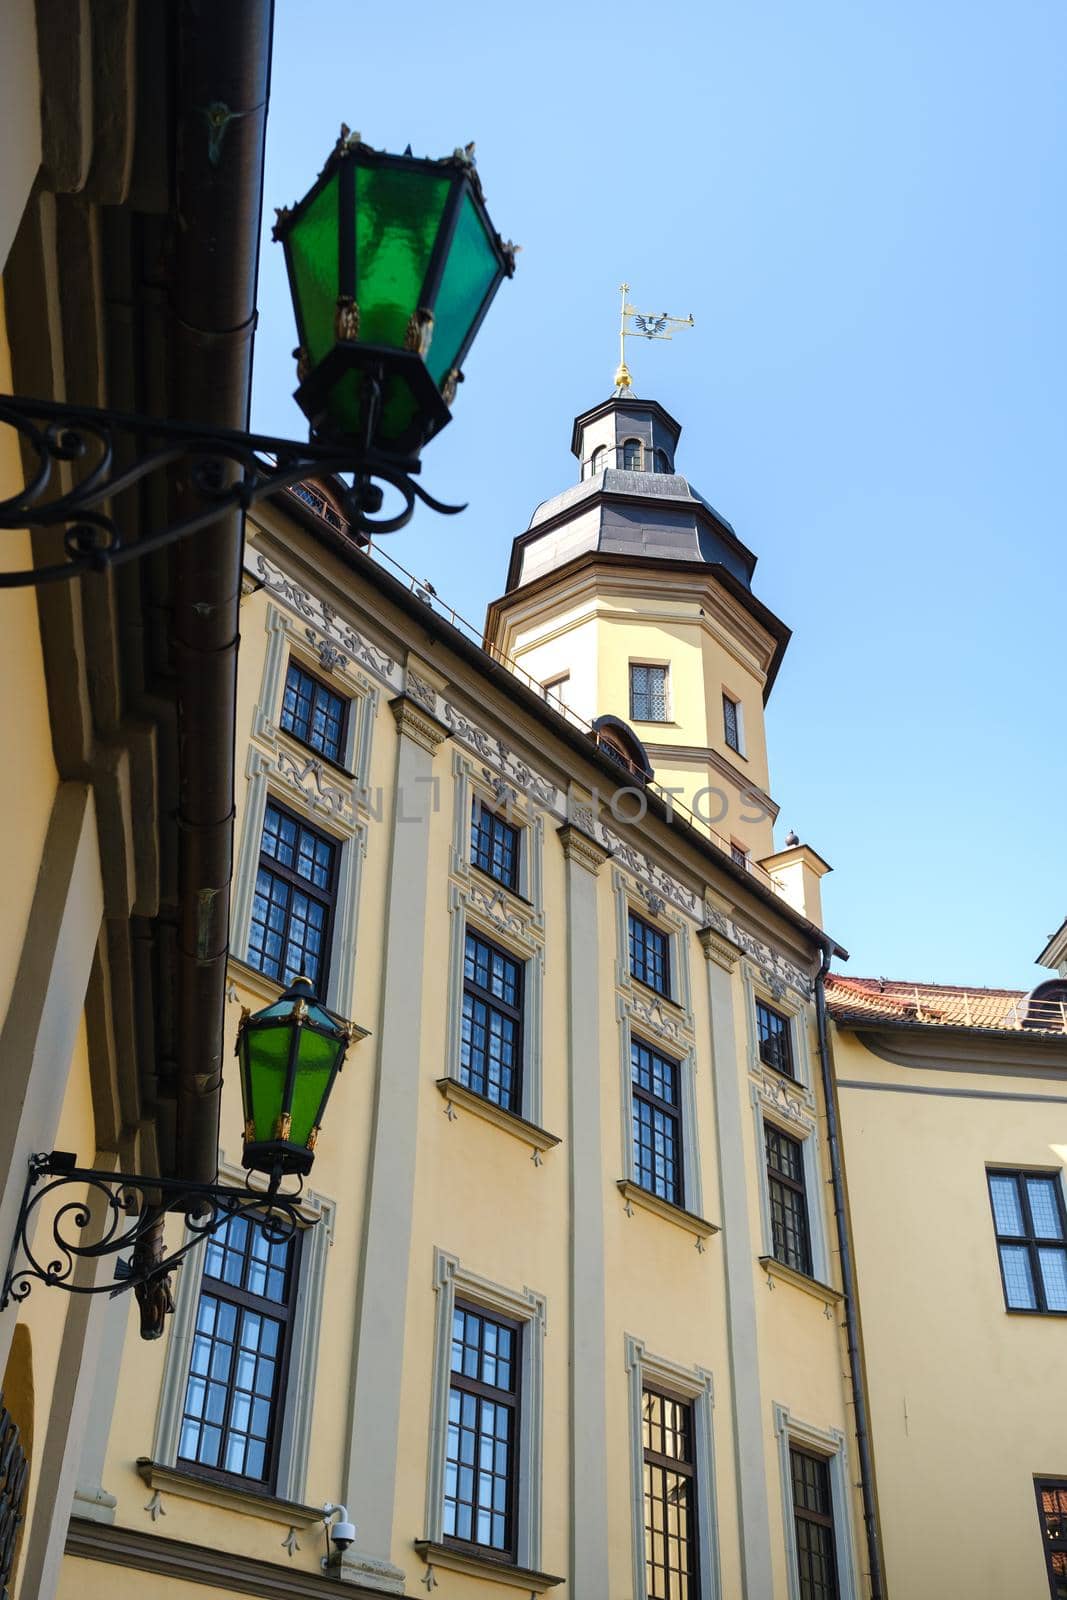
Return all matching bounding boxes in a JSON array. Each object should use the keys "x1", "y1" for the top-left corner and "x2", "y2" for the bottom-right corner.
[
  {"x1": 273, "y1": 127, "x2": 517, "y2": 463},
  {"x1": 236, "y1": 977, "x2": 354, "y2": 1180}
]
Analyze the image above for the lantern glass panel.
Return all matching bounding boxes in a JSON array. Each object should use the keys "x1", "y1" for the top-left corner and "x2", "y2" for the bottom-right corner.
[
  {"x1": 426, "y1": 190, "x2": 500, "y2": 385},
  {"x1": 355, "y1": 165, "x2": 451, "y2": 349},
  {"x1": 287, "y1": 170, "x2": 340, "y2": 368},
  {"x1": 288, "y1": 1022, "x2": 344, "y2": 1146},
  {"x1": 243, "y1": 1018, "x2": 294, "y2": 1145}
]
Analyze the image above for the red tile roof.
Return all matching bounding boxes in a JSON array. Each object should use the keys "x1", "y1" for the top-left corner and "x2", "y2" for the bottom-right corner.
[{"x1": 826, "y1": 974, "x2": 1067, "y2": 1036}]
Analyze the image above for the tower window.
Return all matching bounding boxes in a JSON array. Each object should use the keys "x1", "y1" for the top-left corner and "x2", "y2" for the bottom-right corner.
[
  {"x1": 655, "y1": 449, "x2": 670, "y2": 473},
  {"x1": 630, "y1": 663, "x2": 669, "y2": 722},
  {"x1": 591, "y1": 445, "x2": 606, "y2": 476},
  {"x1": 622, "y1": 438, "x2": 643, "y2": 471},
  {"x1": 722, "y1": 692, "x2": 743, "y2": 754}
]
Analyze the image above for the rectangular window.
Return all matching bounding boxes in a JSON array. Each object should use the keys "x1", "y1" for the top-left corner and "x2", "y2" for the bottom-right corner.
[
  {"x1": 543, "y1": 673, "x2": 570, "y2": 708},
  {"x1": 1035, "y1": 1479, "x2": 1067, "y2": 1599},
  {"x1": 988, "y1": 1170, "x2": 1067, "y2": 1313},
  {"x1": 177, "y1": 1214, "x2": 298, "y2": 1487},
  {"x1": 630, "y1": 663, "x2": 669, "y2": 722},
  {"x1": 279, "y1": 661, "x2": 347, "y2": 765},
  {"x1": 461, "y1": 931, "x2": 524, "y2": 1112},
  {"x1": 730, "y1": 842, "x2": 749, "y2": 869},
  {"x1": 766, "y1": 1123, "x2": 812, "y2": 1276},
  {"x1": 629, "y1": 910, "x2": 671, "y2": 998},
  {"x1": 444, "y1": 1302, "x2": 520, "y2": 1558},
  {"x1": 790, "y1": 1447, "x2": 839, "y2": 1600},
  {"x1": 722, "y1": 693, "x2": 742, "y2": 754},
  {"x1": 471, "y1": 797, "x2": 520, "y2": 892},
  {"x1": 632, "y1": 1038, "x2": 683, "y2": 1206},
  {"x1": 643, "y1": 1387, "x2": 699, "y2": 1599},
  {"x1": 757, "y1": 1000, "x2": 794, "y2": 1078},
  {"x1": 248, "y1": 802, "x2": 337, "y2": 991}
]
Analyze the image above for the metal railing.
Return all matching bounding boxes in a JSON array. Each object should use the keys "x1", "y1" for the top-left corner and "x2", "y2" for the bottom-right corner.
[{"x1": 283, "y1": 483, "x2": 787, "y2": 902}]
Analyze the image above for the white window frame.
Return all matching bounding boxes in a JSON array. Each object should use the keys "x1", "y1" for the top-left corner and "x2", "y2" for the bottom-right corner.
[
  {"x1": 620, "y1": 1017, "x2": 703, "y2": 1219},
  {"x1": 753, "y1": 1105, "x2": 831, "y2": 1285},
  {"x1": 628, "y1": 660, "x2": 671, "y2": 724},
  {"x1": 424, "y1": 1248, "x2": 547, "y2": 1570},
  {"x1": 614, "y1": 872, "x2": 693, "y2": 1016},
  {"x1": 625, "y1": 1336, "x2": 721, "y2": 1600},
  {"x1": 252, "y1": 604, "x2": 378, "y2": 801},
  {"x1": 450, "y1": 752, "x2": 545, "y2": 920},
  {"x1": 721, "y1": 689, "x2": 745, "y2": 757},
  {"x1": 542, "y1": 672, "x2": 571, "y2": 710},
  {"x1": 151, "y1": 1158, "x2": 335, "y2": 1504},
  {"x1": 773, "y1": 1404, "x2": 859, "y2": 1600},
  {"x1": 230, "y1": 750, "x2": 366, "y2": 1020},
  {"x1": 743, "y1": 968, "x2": 814, "y2": 1095}
]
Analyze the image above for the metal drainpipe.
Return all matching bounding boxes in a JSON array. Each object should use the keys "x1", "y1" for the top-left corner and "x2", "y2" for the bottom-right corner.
[
  {"x1": 168, "y1": 0, "x2": 274, "y2": 1184},
  {"x1": 814, "y1": 940, "x2": 886, "y2": 1600}
]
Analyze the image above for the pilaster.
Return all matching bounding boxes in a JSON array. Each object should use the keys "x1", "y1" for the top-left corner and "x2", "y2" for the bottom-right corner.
[
  {"x1": 340, "y1": 691, "x2": 449, "y2": 1591},
  {"x1": 559, "y1": 818, "x2": 610, "y2": 1593},
  {"x1": 699, "y1": 922, "x2": 774, "y2": 1597}
]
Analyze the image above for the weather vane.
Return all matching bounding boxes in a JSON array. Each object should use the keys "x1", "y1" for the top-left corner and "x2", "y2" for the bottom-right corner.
[{"x1": 613, "y1": 282, "x2": 695, "y2": 395}]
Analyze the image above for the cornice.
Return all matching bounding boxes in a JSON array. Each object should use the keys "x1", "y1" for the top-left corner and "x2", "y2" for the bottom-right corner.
[
  {"x1": 643, "y1": 742, "x2": 779, "y2": 819},
  {"x1": 698, "y1": 926, "x2": 742, "y2": 972},
  {"x1": 65, "y1": 1518, "x2": 385, "y2": 1598},
  {"x1": 389, "y1": 694, "x2": 451, "y2": 753},
  {"x1": 837, "y1": 1023, "x2": 1067, "y2": 1079},
  {"x1": 557, "y1": 821, "x2": 612, "y2": 874}
]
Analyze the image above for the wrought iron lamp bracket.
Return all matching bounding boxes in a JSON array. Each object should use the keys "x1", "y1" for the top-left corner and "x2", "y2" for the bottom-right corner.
[
  {"x1": 0, "y1": 1150, "x2": 311, "y2": 1309},
  {"x1": 0, "y1": 389, "x2": 465, "y2": 588}
]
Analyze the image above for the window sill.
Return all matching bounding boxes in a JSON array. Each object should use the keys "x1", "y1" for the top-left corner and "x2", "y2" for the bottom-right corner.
[
  {"x1": 436, "y1": 1079, "x2": 561, "y2": 1157},
  {"x1": 136, "y1": 1460, "x2": 323, "y2": 1528},
  {"x1": 759, "y1": 1257, "x2": 843, "y2": 1306},
  {"x1": 616, "y1": 1180, "x2": 720, "y2": 1244},
  {"x1": 413, "y1": 1540, "x2": 564, "y2": 1592}
]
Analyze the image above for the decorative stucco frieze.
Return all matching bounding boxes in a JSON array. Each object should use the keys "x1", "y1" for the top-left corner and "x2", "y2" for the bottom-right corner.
[
  {"x1": 252, "y1": 552, "x2": 400, "y2": 685},
  {"x1": 389, "y1": 694, "x2": 450, "y2": 754},
  {"x1": 754, "y1": 1070, "x2": 816, "y2": 1135},
  {"x1": 275, "y1": 747, "x2": 355, "y2": 825},
  {"x1": 628, "y1": 989, "x2": 688, "y2": 1050}
]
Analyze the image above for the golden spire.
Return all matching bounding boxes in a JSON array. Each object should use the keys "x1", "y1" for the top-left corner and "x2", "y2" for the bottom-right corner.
[{"x1": 613, "y1": 282, "x2": 695, "y2": 396}]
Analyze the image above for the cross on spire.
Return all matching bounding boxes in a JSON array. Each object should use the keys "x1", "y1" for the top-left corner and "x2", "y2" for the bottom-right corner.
[{"x1": 614, "y1": 282, "x2": 695, "y2": 395}]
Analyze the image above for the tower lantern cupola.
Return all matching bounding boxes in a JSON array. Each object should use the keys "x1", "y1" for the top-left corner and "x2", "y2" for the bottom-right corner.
[{"x1": 575, "y1": 397, "x2": 681, "y2": 479}]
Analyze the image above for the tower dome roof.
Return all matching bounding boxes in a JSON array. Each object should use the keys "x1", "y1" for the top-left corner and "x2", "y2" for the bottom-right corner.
[{"x1": 504, "y1": 395, "x2": 758, "y2": 595}]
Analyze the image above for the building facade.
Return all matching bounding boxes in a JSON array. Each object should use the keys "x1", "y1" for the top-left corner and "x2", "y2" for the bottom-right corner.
[{"x1": 51, "y1": 400, "x2": 875, "y2": 1600}]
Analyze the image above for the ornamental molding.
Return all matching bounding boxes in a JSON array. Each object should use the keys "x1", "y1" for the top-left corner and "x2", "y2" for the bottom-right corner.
[
  {"x1": 389, "y1": 695, "x2": 450, "y2": 753},
  {"x1": 755, "y1": 1071, "x2": 816, "y2": 1135},
  {"x1": 252, "y1": 552, "x2": 400, "y2": 685},
  {"x1": 405, "y1": 669, "x2": 439, "y2": 714},
  {"x1": 249, "y1": 549, "x2": 812, "y2": 996},
  {"x1": 557, "y1": 822, "x2": 611, "y2": 875},
  {"x1": 455, "y1": 878, "x2": 543, "y2": 952},
  {"x1": 626, "y1": 990, "x2": 688, "y2": 1049},
  {"x1": 248, "y1": 745, "x2": 358, "y2": 832}
]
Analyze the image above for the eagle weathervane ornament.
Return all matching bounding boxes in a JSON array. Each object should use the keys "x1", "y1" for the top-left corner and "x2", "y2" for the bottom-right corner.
[{"x1": 613, "y1": 282, "x2": 695, "y2": 395}]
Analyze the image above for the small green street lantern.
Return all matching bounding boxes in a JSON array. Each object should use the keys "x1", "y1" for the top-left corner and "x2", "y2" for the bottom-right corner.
[
  {"x1": 236, "y1": 977, "x2": 354, "y2": 1181},
  {"x1": 273, "y1": 126, "x2": 516, "y2": 463}
]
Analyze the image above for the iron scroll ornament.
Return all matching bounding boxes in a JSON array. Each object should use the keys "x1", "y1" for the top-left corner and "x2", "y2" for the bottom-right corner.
[
  {"x1": 0, "y1": 1151, "x2": 311, "y2": 1309},
  {"x1": 0, "y1": 387, "x2": 465, "y2": 588}
]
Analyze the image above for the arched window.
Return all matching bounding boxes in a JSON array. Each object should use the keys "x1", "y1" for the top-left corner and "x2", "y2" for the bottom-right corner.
[
  {"x1": 655, "y1": 449, "x2": 670, "y2": 473},
  {"x1": 591, "y1": 445, "x2": 606, "y2": 476},
  {"x1": 622, "y1": 438, "x2": 643, "y2": 471}
]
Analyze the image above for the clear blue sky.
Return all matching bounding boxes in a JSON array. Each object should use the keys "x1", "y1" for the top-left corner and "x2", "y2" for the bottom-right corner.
[{"x1": 252, "y1": 0, "x2": 1066, "y2": 991}]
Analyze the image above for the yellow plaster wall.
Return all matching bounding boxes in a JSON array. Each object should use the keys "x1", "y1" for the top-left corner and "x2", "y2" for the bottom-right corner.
[
  {"x1": 835, "y1": 1025, "x2": 1065, "y2": 1598},
  {"x1": 0, "y1": 285, "x2": 60, "y2": 1019}
]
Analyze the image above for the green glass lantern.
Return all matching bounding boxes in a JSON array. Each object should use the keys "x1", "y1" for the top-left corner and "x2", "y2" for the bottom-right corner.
[
  {"x1": 236, "y1": 977, "x2": 353, "y2": 1179},
  {"x1": 273, "y1": 127, "x2": 516, "y2": 461}
]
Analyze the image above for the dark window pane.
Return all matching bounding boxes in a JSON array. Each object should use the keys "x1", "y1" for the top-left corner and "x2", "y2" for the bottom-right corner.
[
  {"x1": 989, "y1": 1171, "x2": 1067, "y2": 1313},
  {"x1": 723, "y1": 694, "x2": 741, "y2": 752},
  {"x1": 622, "y1": 438, "x2": 643, "y2": 471},
  {"x1": 766, "y1": 1124, "x2": 812, "y2": 1276},
  {"x1": 630, "y1": 664, "x2": 668, "y2": 722},
  {"x1": 632, "y1": 1040, "x2": 682, "y2": 1206},
  {"x1": 461, "y1": 932, "x2": 523, "y2": 1112},
  {"x1": 445, "y1": 1307, "x2": 519, "y2": 1558},
  {"x1": 790, "y1": 1448, "x2": 838, "y2": 1600},
  {"x1": 643, "y1": 1388, "x2": 697, "y2": 1600},
  {"x1": 471, "y1": 798, "x2": 520, "y2": 891},
  {"x1": 280, "y1": 663, "x2": 347, "y2": 764},
  {"x1": 247, "y1": 805, "x2": 336, "y2": 990},
  {"x1": 629, "y1": 912, "x2": 671, "y2": 997},
  {"x1": 757, "y1": 1001, "x2": 793, "y2": 1078},
  {"x1": 177, "y1": 1215, "x2": 297, "y2": 1489}
]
